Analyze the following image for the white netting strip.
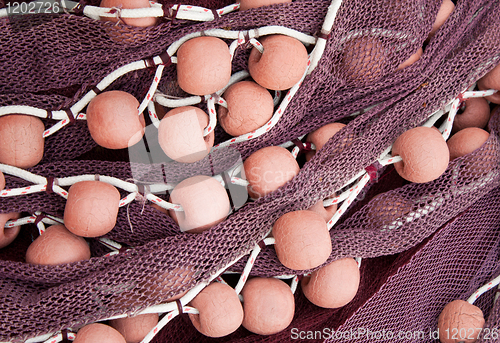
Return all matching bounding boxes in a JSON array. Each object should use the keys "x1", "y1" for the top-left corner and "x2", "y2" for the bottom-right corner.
[
  {"x1": 0, "y1": 1, "x2": 241, "y2": 21},
  {"x1": 81, "y1": 2, "x2": 240, "y2": 22},
  {"x1": 0, "y1": 164, "x2": 183, "y2": 212},
  {"x1": 0, "y1": 23, "x2": 318, "y2": 145},
  {"x1": 41, "y1": 331, "x2": 76, "y2": 343},
  {"x1": 4, "y1": 212, "x2": 64, "y2": 235}
]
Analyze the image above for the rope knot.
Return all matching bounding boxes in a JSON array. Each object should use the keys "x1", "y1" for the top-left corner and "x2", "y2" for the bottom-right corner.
[
  {"x1": 64, "y1": 109, "x2": 77, "y2": 125},
  {"x1": 365, "y1": 161, "x2": 382, "y2": 183},
  {"x1": 135, "y1": 183, "x2": 151, "y2": 202},
  {"x1": 176, "y1": 299, "x2": 184, "y2": 314},
  {"x1": 292, "y1": 139, "x2": 313, "y2": 154},
  {"x1": 71, "y1": 2, "x2": 85, "y2": 15},
  {"x1": 165, "y1": 3, "x2": 181, "y2": 24},
  {"x1": 34, "y1": 213, "x2": 48, "y2": 226},
  {"x1": 107, "y1": 6, "x2": 123, "y2": 24},
  {"x1": 237, "y1": 31, "x2": 250, "y2": 46},
  {"x1": 45, "y1": 177, "x2": 58, "y2": 194},
  {"x1": 211, "y1": 8, "x2": 220, "y2": 19},
  {"x1": 316, "y1": 30, "x2": 331, "y2": 40},
  {"x1": 61, "y1": 329, "x2": 69, "y2": 343}
]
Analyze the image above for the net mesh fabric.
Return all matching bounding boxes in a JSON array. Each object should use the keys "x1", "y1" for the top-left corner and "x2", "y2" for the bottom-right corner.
[
  {"x1": 0, "y1": 0, "x2": 500, "y2": 341},
  {"x1": 233, "y1": 111, "x2": 500, "y2": 276},
  {"x1": 148, "y1": 185, "x2": 500, "y2": 343},
  {"x1": 0, "y1": 0, "x2": 425, "y2": 161}
]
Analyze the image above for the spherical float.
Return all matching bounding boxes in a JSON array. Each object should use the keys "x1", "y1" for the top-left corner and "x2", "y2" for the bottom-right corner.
[
  {"x1": 392, "y1": 126, "x2": 449, "y2": 183},
  {"x1": 218, "y1": 81, "x2": 274, "y2": 136},
  {"x1": 64, "y1": 181, "x2": 121, "y2": 237},
  {"x1": 340, "y1": 37, "x2": 387, "y2": 85},
  {"x1": 447, "y1": 127, "x2": 490, "y2": 161},
  {"x1": 158, "y1": 106, "x2": 214, "y2": 163},
  {"x1": 273, "y1": 210, "x2": 331, "y2": 270},
  {"x1": 169, "y1": 175, "x2": 230, "y2": 233},
  {"x1": 437, "y1": 300, "x2": 484, "y2": 343},
  {"x1": 306, "y1": 122, "x2": 346, "y2": 161},
  {"x1": 25, "y1": 225, "x2": 90, "y2": 265},
  {"x1": 365, "y1": 192, "x2": 413, "y2": 229},
  {"x1": 241, "y1": 277, "x2": 295, "y2": 335},
  {"x1": 176, "y1": 37, "x2": 231, "y2": 95},
  {"x1": 452, "y1": 97, "x2": 491, "y2": 133},
  {"x1": 188, "y1": 282, "x2": 243, "y2": 337},
  {"x1": 0, "y1": 212, "x2": 21, "y2": 249},
  {"x1": 74, "y1": 323, "x2": 126, "y2": 343},
  {"x1": 243, "y1": 146, "x2": 300, "y2": 199},
  {"x1": 0, "y1": 115, "x2": 45, "y2": 168},
  {"x1": 301, "y1": 258, "x2": 360, "y2": 308},
  {"x1": 248, "y1": 35, "x2": 308, "y2": 90},
  {"x1": 426, "y1": 0, "x2": 455, "y2": 41},
  {"x1": 109, "y1": 314, "x2": 159, "y2": 343},
  {"x1": 86, "y1": 91, "x2": 145, "y2": 149}
]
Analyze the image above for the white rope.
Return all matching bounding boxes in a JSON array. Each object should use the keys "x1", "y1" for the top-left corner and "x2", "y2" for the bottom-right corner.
[
  {"x1": 0, "y1": 164, "x2": 183, "y2": 212},
  {"x1": 147, "y1": 101, "x2": 162, "y2": 128},
  {"x1": 308, "y1": 0, "x2": 343, "y2": 73},
  {"x1": 468, "y1": 274, "x2": 500, "y2": 304},
  {"x1": 205, "y1": 96, "x2": 218, "y2": 137},
  {"x1": 4, "y1": 212, "x2": 63, "y2": 233},
  {"x1": 151, "y1": 71, "x2": 248, "y2": 130},
  {"x1": 138, "y1": 65, "x2": 165, "y2": 115},
  {"x1": 41, "y1": 331, "x2": 77, "y2": 343},
  {"x1": 98, "y1": 237, "x2": 123, "y2": 251},
  {"x1": 326, "y1": 173, "x2": 371, "y2": 230},
  {"x1": 153, "y1": 94, "x2": 204, "y2": 111},
  {"x1": 84, "y1": 5, "x2": 163, "y2": 19},
  {"x1": 24, "y1": 333, "x2": 55, "y2": 343}
]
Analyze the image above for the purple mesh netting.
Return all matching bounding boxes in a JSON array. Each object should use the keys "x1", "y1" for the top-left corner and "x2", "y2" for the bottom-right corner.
[
  {"x1": 328, "y1": 185, "x2": 500, "y2": 343},
  {"x1": 229, "y1": 111, "x2": 500, "y2": 277},
  {"x1": 148, "y1": 184, "x2": 500, "y2": 343},
  {"x1": 0, "y1": 0, "x2": 331, "y2": 161},
  {"x1": 1, "y1": 0, "x2": 500, "y2": 341}
]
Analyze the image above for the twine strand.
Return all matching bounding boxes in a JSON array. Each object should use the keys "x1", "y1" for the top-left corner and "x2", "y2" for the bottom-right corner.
[
  {"x1": 468, "y1": 274, "x2": 500, "y2": 305},
  {"x1": 0, "y1": 164, "x2": 184, "y2": 212}
]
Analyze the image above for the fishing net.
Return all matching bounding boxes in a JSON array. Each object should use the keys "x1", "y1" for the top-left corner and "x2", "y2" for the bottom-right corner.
[{"x1": 1, "y1": 0, "x2": 500, "y2": 342}]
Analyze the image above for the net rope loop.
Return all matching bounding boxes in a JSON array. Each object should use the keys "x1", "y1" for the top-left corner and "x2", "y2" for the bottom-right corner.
[
  {"x1": 0, "y1": 164, "x2": 185, "y2": 212},
  {"x1": 72, "y1": 2, "x2": 241, "y2": 22},
  {"x1": 0, "y1": 0, "x2": 332, "y2": 148},
  {"x1": 0, "y1": 23, "x2": 316, "y2": 145},
  {"x1": 468, "y1": 274, "x2": 500, "y2": 305}
]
